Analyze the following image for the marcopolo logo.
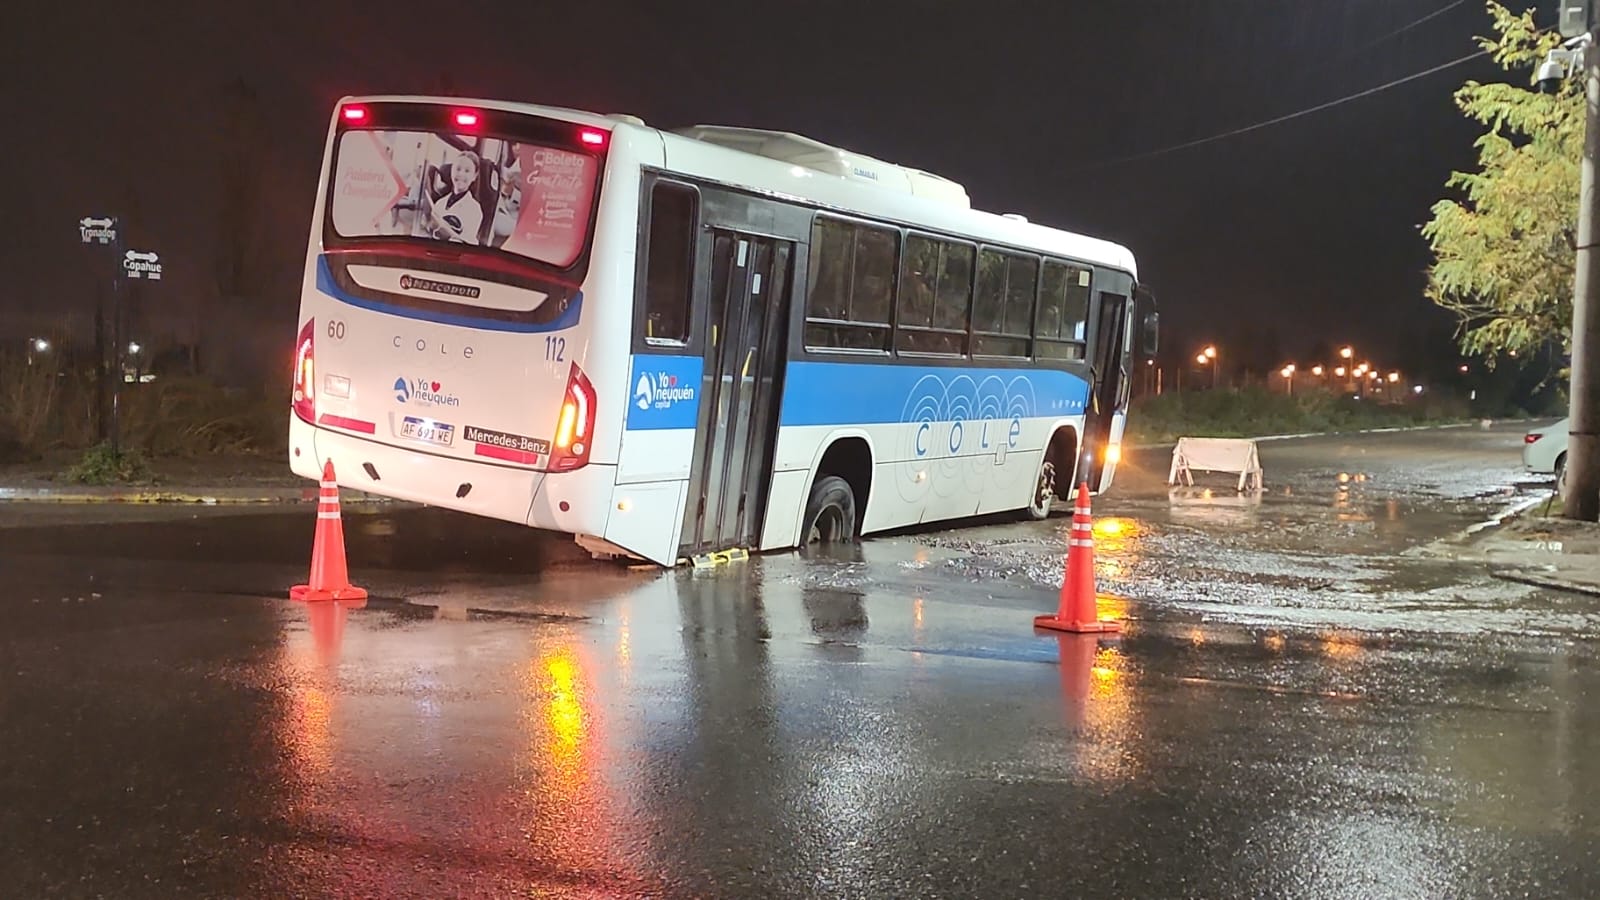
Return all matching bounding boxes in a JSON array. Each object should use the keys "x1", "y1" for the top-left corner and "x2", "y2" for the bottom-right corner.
[
  {"x1": 634, "y1": 371, "x2": 695, "y2": 412},
  {"x1": 393, "y1": 376, "x2": 460, "y2": 408},
  {"x1": 399, "y1": 273, "x2": 481, "y2": 299}
]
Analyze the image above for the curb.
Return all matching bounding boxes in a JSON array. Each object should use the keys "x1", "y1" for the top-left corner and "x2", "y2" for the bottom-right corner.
[
  {"x1": 1490, "y1": 569, "x2": 1600, "y2": 599},
  {"x1": 1460, "y1": 493, "x2": 1553, "y2": 538},
  {"x1": 0, "y1": 489, "x2": 393, "y2": 505}
]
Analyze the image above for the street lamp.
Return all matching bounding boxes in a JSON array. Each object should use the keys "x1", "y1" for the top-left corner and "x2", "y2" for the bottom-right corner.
[
  {"x1": 1387, "y1": 371, "x2": 1400, "y2": 383},
  {"x1": 127, "y1": 342, "x2": 144, "y2": 383},
  {"x1": 1199, "y1": 344, "x2": 1218, "y2": 389},
  {"x1": 1339, "y1": 346, "x2": 1353, "y2": 360},
  {"x1": 1334, "y1": 366, "x2": 1347, "y2": 377},
  {"x1": 1311, "y1": 364, "x2": 1324, "y2": 377},
  {"x1": 1280, "y1": 364, "x2": 1296, "y2": 395},
  {"x1": 32, "y1": 338, "x2": 49, "y2": 353}
]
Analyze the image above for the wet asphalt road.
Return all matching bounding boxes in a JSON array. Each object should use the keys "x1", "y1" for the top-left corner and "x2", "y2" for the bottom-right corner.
[{"x1": 4, "y1": 423, "x2": 1599, "y2": 898}]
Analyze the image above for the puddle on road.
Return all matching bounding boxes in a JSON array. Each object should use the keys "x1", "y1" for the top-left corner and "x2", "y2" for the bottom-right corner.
[{"x1": 837, "y1": 457, "x2": 1594, "y2": 642}]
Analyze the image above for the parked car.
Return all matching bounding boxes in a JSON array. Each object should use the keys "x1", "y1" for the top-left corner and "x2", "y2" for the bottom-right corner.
[{"x1": 1523, "y1": 417, "x2": 1570, "y2": 498}]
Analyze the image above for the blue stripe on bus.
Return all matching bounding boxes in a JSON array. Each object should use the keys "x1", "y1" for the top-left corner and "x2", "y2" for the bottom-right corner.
[
  {"x1": 622, "y1": 355, "x2": 1091, "y2": 432},
  {"x1": 315, "y1": 255, "x2": 582, "y2": 333},
  {"x1": 778, "y1": 360, "x2": 1089, "y2": 427}
]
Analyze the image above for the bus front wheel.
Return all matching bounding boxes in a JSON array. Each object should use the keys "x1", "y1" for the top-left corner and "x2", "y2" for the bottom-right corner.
[
  {"x1": 1025, "y1": 458, "x2": 1056, "y2": 521},
  {"x1": 803, "y1": 476, "x2": 857, "y2": 545}
]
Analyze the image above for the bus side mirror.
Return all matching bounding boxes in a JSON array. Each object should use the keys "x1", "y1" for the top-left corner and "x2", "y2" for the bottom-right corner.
[{"x1": 1141, "y1": 311, "x2": 1160, "y2": 355}]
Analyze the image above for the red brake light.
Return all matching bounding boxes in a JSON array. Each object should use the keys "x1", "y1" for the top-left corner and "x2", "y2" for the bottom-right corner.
[
  {"x1": 1525, "y1": 433, "x2": 1543, "y2": 444},
  {"x1": 292, "y1": 319, "x2": 316, "y2": 423},
  {"x1": 550, "y1": 363, "x2": 597, "y2": 472},
  {"x1": 342, "y1": 105, "x2": 367, "y2": 122},
  {"x1": 454, "y1": 110, "x2": 479, "y2": 127},
  {"x1": 579, "y1": 128, "x2": 607, "y2": 148}
]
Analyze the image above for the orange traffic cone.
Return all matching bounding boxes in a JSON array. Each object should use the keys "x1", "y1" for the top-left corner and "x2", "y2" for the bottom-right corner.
[
  {"x1": 289, "y1": 460, "x2": 368, "y2": 603},
  {"x1": 1034, "y1": 482, "x2": 1121, "y2": 633}
]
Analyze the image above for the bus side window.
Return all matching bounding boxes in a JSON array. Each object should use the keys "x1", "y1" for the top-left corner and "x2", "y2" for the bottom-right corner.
[
  {"x1": 1037, "y1": 260, "x2": 1086, "y2": 361},
  {"x1": 643, "y1": 183, "x2": 697, "y2": 345},
  {"x1": 806, "y1": 216, "x2": 893, "y2": 352}
]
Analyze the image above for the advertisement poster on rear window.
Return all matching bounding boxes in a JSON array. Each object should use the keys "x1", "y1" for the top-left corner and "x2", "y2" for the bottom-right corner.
[{"x1": 331, "y1": 129, "x2": 598, "y2": 268}]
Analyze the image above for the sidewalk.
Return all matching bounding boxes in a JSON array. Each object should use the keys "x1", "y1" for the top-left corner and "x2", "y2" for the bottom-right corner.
[
  {"x1": 1431, "y1": 494, "x2": 1600, "y2": 598},
  {"x1": 0, "y1": 455, "x2": 392, "y2": 505}
]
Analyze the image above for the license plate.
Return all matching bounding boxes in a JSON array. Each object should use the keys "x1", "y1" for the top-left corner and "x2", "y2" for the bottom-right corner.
[{"x1": 400, "y1": 416, "x2": 455, "y2": 446}]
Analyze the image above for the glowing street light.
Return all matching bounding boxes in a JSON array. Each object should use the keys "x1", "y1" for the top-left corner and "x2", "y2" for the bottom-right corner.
[
  {"x1": 1280, "y1": 363, "x2": 1297, "y2": 395},
  {"x1": 1311, "y1": 365, "x2": 1325, "y2": 377},
  {"x1": 1339, "y1": 346, "x2": 1354, "y2": 360},
  {"x1": 127, "y1": 342, "x2": 142, "y2": 355},
  {"x1": 1387, "y1": 371, "x2": 1400, "y2": 383},
  {"x1": 1334, "y1": 366, "x2": 1347, "y2": 377},
  {"x1": 1196, "y1": 345, "x2": 1219, "y2": 389},
  {"x1": 32, "y1": 338, "x2": 50, "y2": 353}
]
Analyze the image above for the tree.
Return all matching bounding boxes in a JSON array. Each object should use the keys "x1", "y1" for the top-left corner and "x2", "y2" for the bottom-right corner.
[{"x1": 1423, "y1": 3, "x2": 1583, "y2": 365}]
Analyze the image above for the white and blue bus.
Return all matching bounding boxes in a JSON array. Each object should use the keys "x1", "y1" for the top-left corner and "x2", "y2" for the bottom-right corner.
[{"x1": 289, "y1": 96, "x2": 1155, "y2": 566}]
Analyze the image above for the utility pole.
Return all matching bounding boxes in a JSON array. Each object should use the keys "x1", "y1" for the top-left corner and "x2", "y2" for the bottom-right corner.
[
  {"x1": 1570, "y1": 37, "x2": 1600, "y2": 519},
  {"x1": 1558, "y1": 5, "x2": 1600, "y2": 520}
]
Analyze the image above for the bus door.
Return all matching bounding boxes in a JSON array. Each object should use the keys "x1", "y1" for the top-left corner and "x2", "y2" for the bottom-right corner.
[
  {"x1": 1082, "y1": 287, "x2": 1131, "y2": 491},
  {"x1": 681, "y1": 230, "x2": 795, "y2": 554}
]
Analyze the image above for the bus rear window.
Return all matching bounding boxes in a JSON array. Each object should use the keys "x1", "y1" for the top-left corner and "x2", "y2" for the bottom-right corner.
[{"x1": 329, "y1": 128, "x2": 599, "y2": 268}]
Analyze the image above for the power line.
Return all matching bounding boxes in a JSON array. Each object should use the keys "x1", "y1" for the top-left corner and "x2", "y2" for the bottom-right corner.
[
  {"x1": 1312, "y1": 0, "x2": 1470, "y2": 70},
  {"x1": 1066, "y1": 47, "x2": 1491, "y2": 176}
]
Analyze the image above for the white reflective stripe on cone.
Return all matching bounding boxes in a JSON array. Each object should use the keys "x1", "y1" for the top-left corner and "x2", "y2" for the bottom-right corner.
[{"x1": 317, "y1": 511, "x2": 342, "y2": 520}]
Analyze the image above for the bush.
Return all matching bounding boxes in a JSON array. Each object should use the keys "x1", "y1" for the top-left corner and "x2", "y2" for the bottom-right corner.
[
  {"x1": 0, "y1": 352, "x2": 64, "y2": 461},
  {"x1": 1125, "y1": 387, "x2": 1471, "y2": 444},
  {"x1": 0, "y1": 346, "x2": 288, "y2": 463},
  {"x1": 119, "y1": 376, "x2": 286, "y2": 457},
  {"x1": 65, "y1": 443, "x2": 154, "y2": 485}
]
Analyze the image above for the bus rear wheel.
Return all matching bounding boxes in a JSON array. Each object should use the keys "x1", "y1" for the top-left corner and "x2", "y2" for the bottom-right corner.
[{"x1": 803, "y1": 476, "x2": 857, "y2": 545}]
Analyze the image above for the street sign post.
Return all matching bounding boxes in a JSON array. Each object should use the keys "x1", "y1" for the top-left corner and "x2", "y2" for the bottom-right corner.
[
  {"x1": 79, "y1": 214, "x2": 164, "y2": 457},
  {"x1": 79, "y1": 215, "x2": 121, "y2": 451},
  {"x1": 122, "y1": 250, "x2": 162, "y2": 280},
  {"x1": 78, "y1": 216, "x2": 117, "y2": 245}
]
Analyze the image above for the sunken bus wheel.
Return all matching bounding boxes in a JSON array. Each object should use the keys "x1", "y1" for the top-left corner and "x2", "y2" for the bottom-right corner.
[
  {"x1": 1025, "y1": 458, "x2": 1056, "y2": 521},
  {"x1": 803, "y1": 475, "x2": 857, "y2": 545}
]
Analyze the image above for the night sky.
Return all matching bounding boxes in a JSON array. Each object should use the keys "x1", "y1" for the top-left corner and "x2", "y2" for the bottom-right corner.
[{"x1": 6, "y1": 1, "x2": 1542, "y2": 378}]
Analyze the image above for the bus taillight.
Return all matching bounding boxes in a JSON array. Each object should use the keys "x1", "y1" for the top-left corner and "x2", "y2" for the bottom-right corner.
[
  {"x1": 291, "y1": 319, "x2": 316, "y2": 423},
  {"x1": 341, "y1": 105, "x2": 367, "y2": 122},
  {"x1": 579, "y1": 128, "x2": 607, "y2": 148},
  {"x1": 550, "y1": 362, "x2": 596, "y2": 471}
]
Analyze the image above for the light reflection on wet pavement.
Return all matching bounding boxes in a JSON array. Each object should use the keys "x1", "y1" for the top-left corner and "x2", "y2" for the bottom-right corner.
[{"x1": 4, "y1": 423, "x2": 1600, "y2": 897}]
